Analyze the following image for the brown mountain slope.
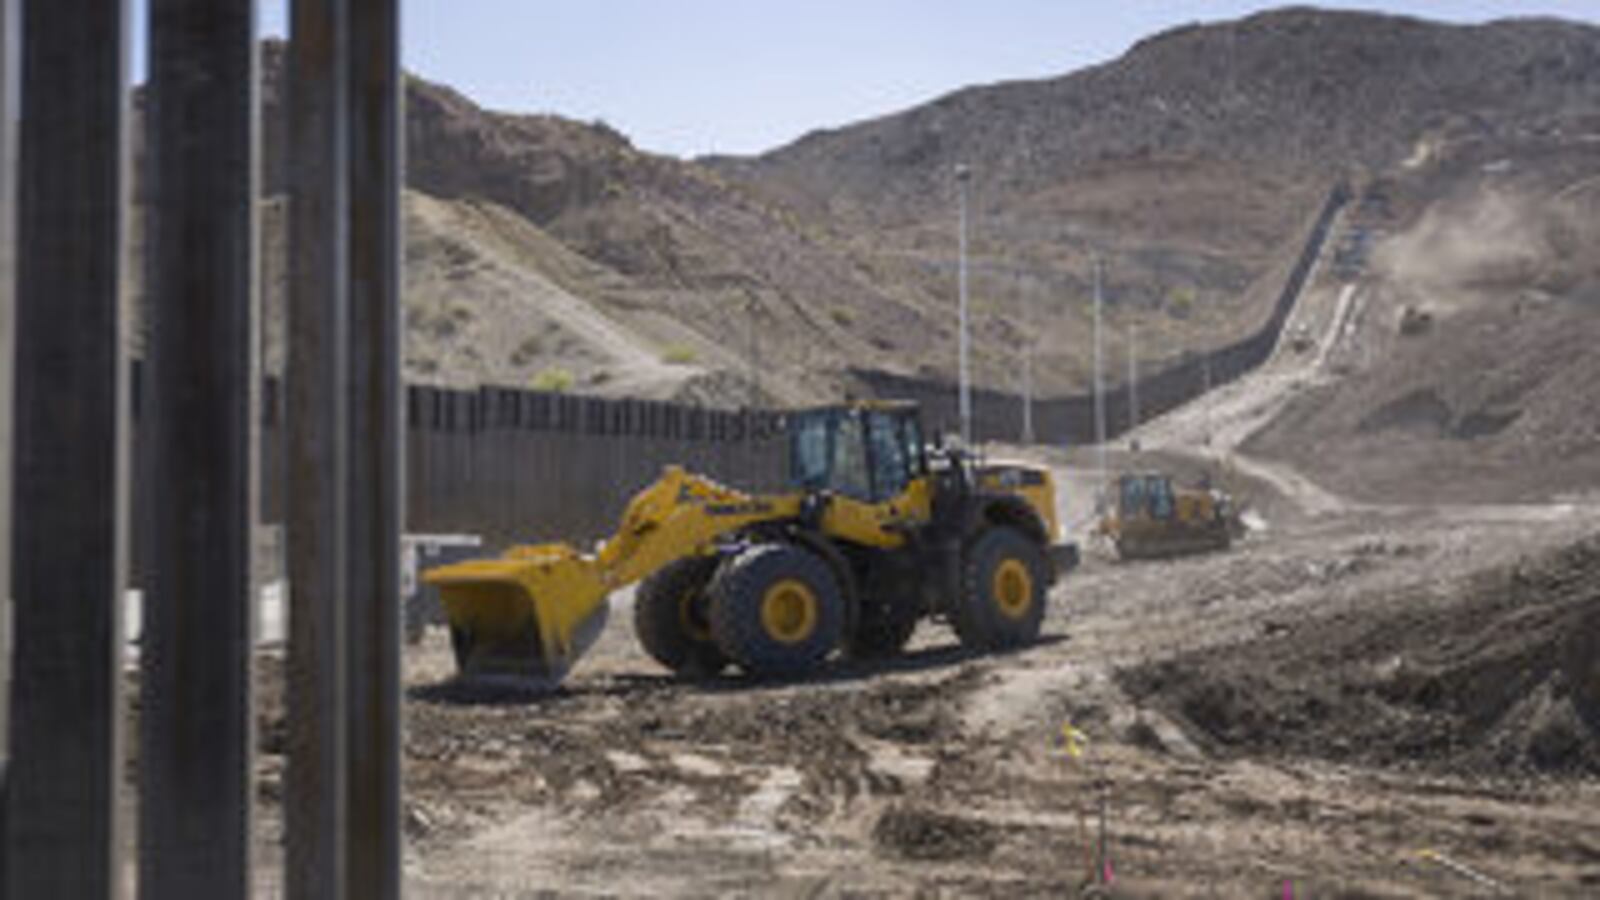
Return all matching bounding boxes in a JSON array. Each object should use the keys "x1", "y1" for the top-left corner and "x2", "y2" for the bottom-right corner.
[
  {"x1": 706, "y1": 7, "x2": 1600, "y2": 400},
  {"x1": 178, "y1": 9, "x2": 1600, "y2": 423},
  {"x1": 245, "y1": 44, "x2": 945, "y2": 401},
  {"x1": 711, "y1": 8, "x2": 1599, "y2": 222}
]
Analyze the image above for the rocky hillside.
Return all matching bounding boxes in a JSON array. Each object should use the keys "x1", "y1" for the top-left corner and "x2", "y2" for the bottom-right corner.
[
  {"x1": 217, "y1": 9, "x2": 1600, "y2": 413},
  {"x1": 249, "y1": 43, "x2": 937, "y2": 403},
  {"x1": 713, "y1": 8, "x2": 1599, "y2": 219},
  {"x1": 709, "y1": 7, "x2": 1600, "y2": 397}
]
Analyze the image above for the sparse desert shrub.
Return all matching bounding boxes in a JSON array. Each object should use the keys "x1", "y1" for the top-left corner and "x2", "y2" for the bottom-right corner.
[
  {"x1": 662, "y1": 345, "x2": 698, "y2": 365},
  {"x1": 829, "y1": 307, "x2": 856, "y2": 327},
  {"x1": 531, "y1": 367, "x2": 574, "y2": 392},
  {"x1": 1166, "y1": 286, "x2": 1197, "y2": 319}
]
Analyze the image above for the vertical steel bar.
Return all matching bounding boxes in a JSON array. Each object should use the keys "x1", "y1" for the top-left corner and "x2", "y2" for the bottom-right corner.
[
  {"x1": 286, "y1": 0, "x2": 351, "y2": 896},
  {"x1": 5, "y1": 1, "x2": 131, "y2": 897},
  {"x1": 344, "y1": 1, "x2": 403, "y2": 896},
  {"x1": 0, "y1": 0, "x2": 20, "y2": 819},
  {"x1": 139, "y1": 1, "x2": 258, "y2": 895}
]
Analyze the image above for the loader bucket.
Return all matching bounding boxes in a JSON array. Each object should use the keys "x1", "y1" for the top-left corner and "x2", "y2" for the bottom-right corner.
[{"x1": 423, "y1": 543, "x2": 610, "y2": 687}]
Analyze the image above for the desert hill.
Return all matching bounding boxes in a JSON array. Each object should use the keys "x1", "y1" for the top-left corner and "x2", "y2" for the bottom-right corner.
[{"x1": 142, "y1": 8, "x2": 1600, "y2": 449}]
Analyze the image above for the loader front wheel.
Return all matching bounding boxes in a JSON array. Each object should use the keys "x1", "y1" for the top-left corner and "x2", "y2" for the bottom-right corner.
[
  {"x1": 710, "y1": 543, "x2": 844, "y2": 679},
  {"x1": 634, "y1": 556, "x2": 727, "y2": 678},
  {"x1": 954, "y1": 526, "x2": 1047, "y2": 651}
]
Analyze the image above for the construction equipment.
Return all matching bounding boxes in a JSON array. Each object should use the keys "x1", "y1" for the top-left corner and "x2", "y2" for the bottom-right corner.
[
  {"x1": 1098, "y1": 471, "x2": 1238, "y2": 560},
  {"x1": 425, "y1": 401, "x2": 1078, "y2": 686}
]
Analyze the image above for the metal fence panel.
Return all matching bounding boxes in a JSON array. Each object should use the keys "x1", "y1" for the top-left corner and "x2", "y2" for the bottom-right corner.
[
  {"x1": 343, "y1": 3, "x2": 403, "y2": 894},
  {"x1": 5, "y1": 2, "x2": 132, "y2": 896},
  {"x1": 285, "y1": 0, "x2": 352, "y2": 894},
  {"x1": 138, "y1": 1, "x2": 259, "y2": 895},
  {"x1": 0, "y1": 0, "x2": 19, "y2": 830}
]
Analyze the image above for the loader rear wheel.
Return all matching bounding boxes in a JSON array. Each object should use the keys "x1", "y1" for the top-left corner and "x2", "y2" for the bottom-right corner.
[
  {"x1": 634, "y1": 556, "x2": 727, "y2": 677},
  {"x1": 954, "y1": 526, "x2": 1047, "y2": 651},
  {"x1": 710, "y1": 543, "x2": 844, "y2": 679}
]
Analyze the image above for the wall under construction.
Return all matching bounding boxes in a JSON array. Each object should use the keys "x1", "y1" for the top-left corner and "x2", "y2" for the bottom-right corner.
[
  {"x1": 854, "y1": 181, "x2": 1352, "y2": 447},
  {"x1": 133, "y1": 377, "x2": 789, "y2": 570}
]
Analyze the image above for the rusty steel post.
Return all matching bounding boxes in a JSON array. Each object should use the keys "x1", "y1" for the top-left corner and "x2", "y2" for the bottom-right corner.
[
  {"x1": 0, "y1": 0, "x2": 20, "y2": 836},
  {"x1": 4, "y1": 1, "x2": 132, "y2": 897},
  {"x1": 139, "y1": 1, "x2": 259, "y2": 895},
  {"x1": 286, "y1": 0, "x2": 351, "y2": 896},
  {"x1": 344, "y1": 1, "x2": 404, "y2": 896}
]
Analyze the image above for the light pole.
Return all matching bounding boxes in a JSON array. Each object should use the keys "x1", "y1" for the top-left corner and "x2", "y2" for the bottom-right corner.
[
  {"x1": 1020, "y1": 276, "x2": 1034, "y2": 445},
  {"x1": 956, "y1": 163, "x2": 972, "y2": 446},
  {"x1": 1093, "y1": 255, "x2": 1107, "y2": 485},
  {"x1": 1127, "y1": 318, "x2": 1140, "y2": 437},
  {"x1": 746, "y1": 292, "x2": 759, "y2": 409}
]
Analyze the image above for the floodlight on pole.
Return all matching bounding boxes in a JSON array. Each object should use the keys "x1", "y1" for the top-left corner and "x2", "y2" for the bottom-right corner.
[{"x1": 956, "y1": 163, "x2": 972, "y2": 446}]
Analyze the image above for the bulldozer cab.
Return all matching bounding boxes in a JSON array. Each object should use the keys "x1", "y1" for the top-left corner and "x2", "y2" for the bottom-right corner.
[
  {"x1": 788, "y1": 403, "x2": 928, "y2": 503},
  {"x1": 1118, "y1": 473, "x2": 1176, "y2": 521}
]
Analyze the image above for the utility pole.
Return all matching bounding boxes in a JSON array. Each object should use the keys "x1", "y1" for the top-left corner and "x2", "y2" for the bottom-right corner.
[
  {"x1": 1127, "y1": 318, "x2": 1140, "y2": 437},
  {"x1": 1202, "y1": 352, "x2": 1214, "y2": 447},
  {"x1": 1093, "y1": 256, "x2": 1107, "y2": 484},
  {"x1": 956, "y1": 163, "x2": 972, "y2": 446},
  {"x1": 746, "y1": 293, "x2": 759, "y2": 409},
  {"x1": 1020, "y1": 275, "x2": 1034, "y2": 445}
]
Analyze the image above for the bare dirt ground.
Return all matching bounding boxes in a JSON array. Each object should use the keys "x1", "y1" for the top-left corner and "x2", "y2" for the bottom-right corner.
[
  {"x1": 234, "y1": 434, "x2": 1600, "y2": 897},
  {"x1": 343, "y1": 494, "x2": 1598, "y2": 899}
]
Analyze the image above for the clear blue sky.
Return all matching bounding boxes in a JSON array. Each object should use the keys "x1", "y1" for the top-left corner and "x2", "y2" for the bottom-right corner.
[{"x1": 136, "y1": 1, "x2": 1599, "y2": 158}]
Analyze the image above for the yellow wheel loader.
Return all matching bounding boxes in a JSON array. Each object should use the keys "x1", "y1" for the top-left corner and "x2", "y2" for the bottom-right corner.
[
  {"x1": 1098, "y1": 471, "x2": 1239, "y2": 560},
  {"x1": 425, "y1": 401, "x2": 1079, "y2": 686}
]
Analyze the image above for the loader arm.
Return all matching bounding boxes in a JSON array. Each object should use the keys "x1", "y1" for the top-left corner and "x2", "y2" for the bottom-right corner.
[
  {"x1": 425, "y1": 465, "x2": 802, "y2": 684},
  {"x1": 591, "y1": 466, "x2": 803, "y2": 586}
]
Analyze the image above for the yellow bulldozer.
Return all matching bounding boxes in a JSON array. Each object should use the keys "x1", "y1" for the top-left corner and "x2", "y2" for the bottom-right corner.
[
  {"x1": 425, "y1": 401, "x2": 1078, "y2": 686},
  {"x1": 1098, "y1": 471, "x2": 1240, "y2": 560}
]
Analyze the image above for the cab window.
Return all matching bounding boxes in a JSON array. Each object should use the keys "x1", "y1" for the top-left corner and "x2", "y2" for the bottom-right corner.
[
  {"x1": 867, "y1": 412, "x2": 911, "y2": 500},
  {"x1": 791, "y1": 414, "x2": 832, "y2": 491},
  {"x1": 831, "y1": 413, "x2": 870, "y2": 499},
  {"x1": 1147, "y1": 476, "x2": 1175, "y2": 519},
  {"x1": 898, "y1": 413, "x2": 926, "y2": 478},
  {"x1": 1120, "y1": 477, "x2": 1146, "y2": 516}
]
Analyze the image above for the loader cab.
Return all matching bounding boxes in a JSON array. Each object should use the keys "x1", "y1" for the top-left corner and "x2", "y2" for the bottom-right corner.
[{"x1": 788, "y1": 403, "x2": 928, "y2": 503}]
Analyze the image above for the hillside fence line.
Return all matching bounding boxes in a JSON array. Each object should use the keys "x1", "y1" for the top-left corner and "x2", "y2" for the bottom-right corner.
[{"x1": 856, "y1": 181, "x2": 1352, "y2": 445}]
